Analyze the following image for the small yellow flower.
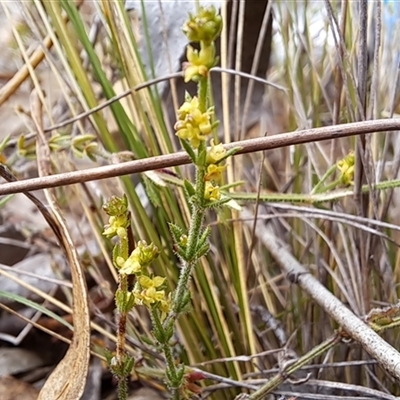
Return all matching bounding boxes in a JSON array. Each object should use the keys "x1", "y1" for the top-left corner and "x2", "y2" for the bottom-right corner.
[
  {"x1": 175, "y1": 123, "x2": 206, "y2": 149},
  {"x1": 135, "y1": 240, "x2": 160, "y2": 267},
  {"x1": 118, "y1": 252, "x2": 142, "y2": 275},
  {"x1": 134, "y1": 275, "x2": 166, "y2": 308},
  {"x1": 337, "y1": 152, "x2": 355, "y2": 185},
  {"x1": 177, "y1": 96, "x2": 199, "y2": 119},
  {"x1": 179, "y1": 235, "x2": 188, "y2": 247},
  {"x1": 206, "y1": 139, "x2": 226, "y2": 164},
  {"x1": 139, "y1": 275, "x2": 166, "y2": 289},
  {"x1": 103, "y1": 215, "x2": 129, "y2": 239},
  {"x1": 184, "y1": 45, "x2": 216, "y2": 82},
  {"x1": 174, "y1": 96, "x2": 215, "y2": 149},
  {"x1": 103, "y1": 195, "x2": 128, "y2": 217},
  {"x1": 204, "y1": 163, "x2": 226, "y2": 182},
  {"x1": 118, "y1": 241, "x2": 159, "y2": 274},
  {"x1": 184, "y1": 64, "x2": 208, "y2": 83},
  {"x1": 138, "y1": 287, "x2": 165, "y2": 307},
  {"x1": 204, "y1": 181, "x2": 221, "y2": 202},
  {"x1": 159, "y1": 293, "x2": 172, "y2": 316},
  {"x1": 103, "y1": 196, "x2": 130, "y2": 237},
  {"x1": 182, "y1": 6, "x2": 223, "y2": 45}
]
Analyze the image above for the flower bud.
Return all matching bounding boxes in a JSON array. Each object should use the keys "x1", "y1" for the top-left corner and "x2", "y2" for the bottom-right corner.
[{"x1": 182, "y1": 6, "x2": 222, "y2": 45}]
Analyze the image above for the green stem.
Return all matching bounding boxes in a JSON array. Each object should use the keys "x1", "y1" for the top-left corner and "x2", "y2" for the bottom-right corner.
[
  {"x1": 152, "y1": 309, "x2": 179, "y2": 377},
  {"x1": 311, "y1": 164, "x2": 338, "y2": 194},
  {"x1": 115, "y1": 275, "x2": 128, "y2": 400},
  {"x1": 120, "y1": 234, "x2": 129, "y2": 260},
  {"x1": 116, "y1": 274, "x2": 128, "y2": 362},
  {"x1": 197, "y1": 76, "x2": 208, "y2": 112},
  {"x1": 231, "y1": 177, "x2": 400, "y2": 204},
  {"x1": 185, "y1": 155, "x2": 206, "y2": 260},
  {"x1": 164, "y1": 343, "x2": 180, "y2": 396},
  {"x1": 159, "y1": 76, "x2": 210, "y2": 399},
  {"x1": 313, "y1": 177, "x2": 343, "y2": 194},
  {"x1": 171, "y1": 260, "x2": 196, "y2": 318},
  {"x1": 166, "y1": 76, "x2": 210, "y2": 325},
  {"x1": 151, "y1": 308, "x2": 181, "y2": 399},
  {"x1": 163, "y1": 161, "x2": 206, "y2": 326},
  {"x1": 117, "y1": 376, "x2": 128, "y2": 400},
  {"x1": 116, "y1": 232, "x2": 130, "y2": 400}
]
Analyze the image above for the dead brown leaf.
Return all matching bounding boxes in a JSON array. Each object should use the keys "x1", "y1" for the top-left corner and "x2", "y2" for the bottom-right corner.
[{"x1": 30, "y1": 90, "x2": 91, "y2": 400}]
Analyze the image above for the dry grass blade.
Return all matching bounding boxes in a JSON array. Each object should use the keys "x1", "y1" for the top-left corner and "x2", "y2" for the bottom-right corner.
[
  {"x1": 0, "y1": 0, "x2": 84, "y2": 106},
  {"x1": 0, "y1": 33, "x2": 52, "y2": 107},
  {"x1": 30, "y1": 91, "x2": 91, "y2": 400}
]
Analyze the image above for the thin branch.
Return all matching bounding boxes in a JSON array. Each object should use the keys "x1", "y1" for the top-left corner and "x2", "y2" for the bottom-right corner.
[
  {"x1": 1, "y1": 118, "x2": 400, "y2": 195},
  {"x1": 42, "y1": 72, "x2": 184, "y2": 134},
  {"x1": 210, "y1": 67, "x2": 288, "y2": 93},
  {"x1": 267, "y1": 202, "x2": 400, "y2": 234}
]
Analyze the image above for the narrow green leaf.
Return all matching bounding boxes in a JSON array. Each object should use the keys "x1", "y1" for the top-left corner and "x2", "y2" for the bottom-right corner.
[
  {"x1": 183, "y1": 179, "x2": 196, "y2": 198},
  {"x1": 180, "y1": 139, "x2": 197, "y2": 164},
  {"x1": 0, "y1": 291, "x2": 73, "y2": 331},
  {"x1": 204, "y1": 196, "x2": 231, "y2": 208},
  {"x1": 168, "y1": 223, "x2": 185, "y2": 243},
  {"x1": 0, "y1": 194, "x2": 13, "y2": 208},
  {"x1": 143, "y1": 176, "x2": 162, "y2": 207},
  {"x1": 197, "y1": 146, "x2": 207, "y2": 166},
  {"x1": 197, "y1": 226, "x2": 211, "y2": 248},
  {"x1": 195, "y1": 243, "x2": 210, "y2": 259}
]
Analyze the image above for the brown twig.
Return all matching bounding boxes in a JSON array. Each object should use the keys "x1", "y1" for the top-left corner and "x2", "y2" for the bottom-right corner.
[{"x1": 1, "y1": 118, "x2": 400, "y2": 195}]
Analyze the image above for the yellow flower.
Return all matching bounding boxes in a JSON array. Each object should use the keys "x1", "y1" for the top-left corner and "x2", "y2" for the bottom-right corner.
[
  {"x1": 337, "y1": 152, "x2": 355, "y2": 185},
  {"x1": 174, "y1": 96, "x2": 214, "y2": 149},
  {"x1": 206, "y1": 139, "x2": 226, "y2": 164},
  {"x1": 204, "y1": 181, "x2": 221, "y2": 202},
  {"x1": 134, "y1": 275, "x2": 166, "y2": 308},
  {"x1": 177, "y1": 96, "x2": 199, "y2": 120},
  {"x1": 135, "y1": 240, "x2": 160, "y2": 266},
  {"x1": 175, "y1": 123, "x2": 206, "y2": 149},
  {"x1": 103, "y1": 196, "x2": 130, "y2": 238},
  {"x1": 184, "y1": 45, "x2": 216, "y2": 82},
  {"x1": 103, "y1": 195, "x2": 128, "y2": 217},
  {"x1": 182, "y1": 6, "x2": 223, "y2": 45},
  {"x1": 118, "y1": 252, "x2": 142, "y2": 275},
  {"x1": 139, "y1": 275, "x2": 166, "y2": 289},
  {"x1": 118, "y1": 241, "x2": 159, "y2": 274},
  {"x1": 103, "y1": 215, "x2": 129, "y2": 239},
  {"x1": 159, "y1": 293, "x2": 172, "y2": 317},
  {"x1": 137, "y1": 287, "x2": 165, "y2": 308},
  {"x1": 205, "y1": 163, "x2": 226, "y2": 182},
  {"x1": 179, "y1": 235, "x2": 188, "y2": 247}
]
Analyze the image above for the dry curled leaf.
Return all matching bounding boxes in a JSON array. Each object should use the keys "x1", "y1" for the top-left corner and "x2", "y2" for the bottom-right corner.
[{"x1": 29, "y1": 91, "x2": 91, "y2": 400}]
